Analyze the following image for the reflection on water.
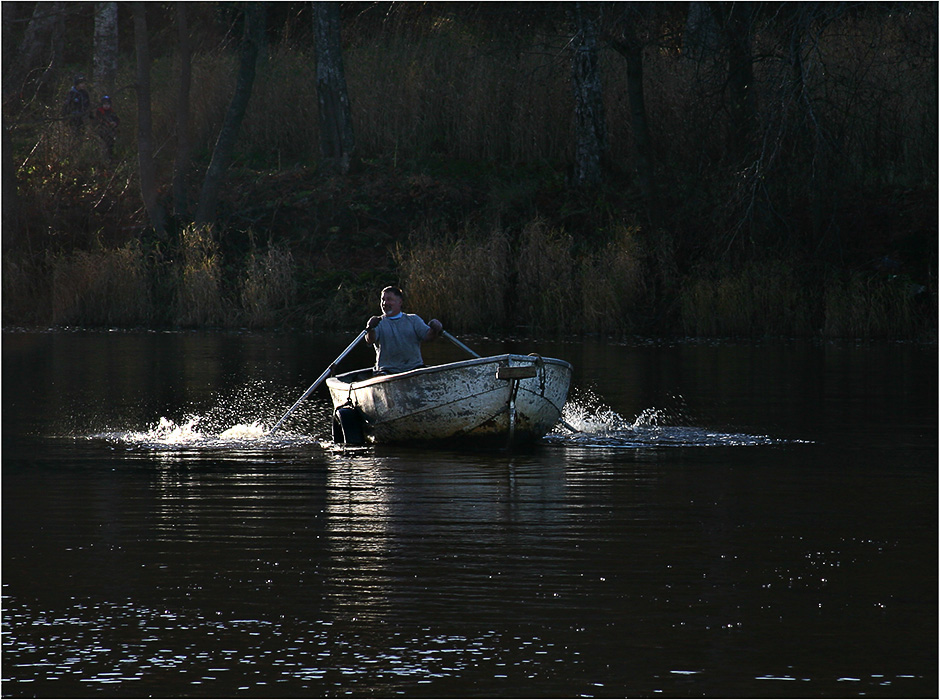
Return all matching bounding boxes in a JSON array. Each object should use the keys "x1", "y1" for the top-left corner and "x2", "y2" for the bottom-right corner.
[{"x1": 2, "y1": 331, "x2": 936, "y2": 697}]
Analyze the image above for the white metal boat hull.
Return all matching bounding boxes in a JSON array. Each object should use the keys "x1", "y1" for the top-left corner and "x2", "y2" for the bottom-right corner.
[{"x1": 325, "y1": 354, "x2": 572, "y2": 446}]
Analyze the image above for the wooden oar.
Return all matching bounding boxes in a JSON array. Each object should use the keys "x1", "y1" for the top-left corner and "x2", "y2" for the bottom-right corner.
[
  {"x1": 442, "y1": 330, "x2": 481, "y2": 358},
  {"x1": 443, "y1": 329, "x2": 579, "y2": 434},
  {"x1": 269, "y1": 330, "x2": 367, "y2": 434}
]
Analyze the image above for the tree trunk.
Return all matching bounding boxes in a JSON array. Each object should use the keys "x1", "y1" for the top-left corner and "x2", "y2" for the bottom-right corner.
[
  {"x1": 684, "y1": 1, "x2": 720, "y2": 60},
  {"x1": 313, "y1": 1, "x2": 356, "y2": 175},
  {"x1": 48, "y1": 3, "x2": 66, "y2": 97},
  {"x1": 2, "y1": 118, "x2": 18, "y2": 252},
  {"x1": 570, "y1": 2, "x2": 607, "y2": 188},
  {"x1": 4, "y1": 2, "x2": 62, "y2": 102},
  {"x1": 710, "y1": 2, "x2": 756, "y2": 155},
  {"x1": 194, "y1": 2, "x2": 264, "y2": 226},
  {"x1": 786, "y1": 4, "x2": 836, "y2": 239},
  {"x1": 93, "y1": 2, "x2": 118, "y2": 96},
  {"x1": 133, "y1": 3, "x2": 166, "y2": 238},
  {"x1": 609, "y1": 13, "x2": 656, "y2": 207},
  {"x1": 172, "y1": 3, "x2": 193, "y2": 220}
]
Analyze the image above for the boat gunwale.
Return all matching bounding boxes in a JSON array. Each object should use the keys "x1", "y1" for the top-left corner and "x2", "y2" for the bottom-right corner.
[{"x1": 326, "y1": 353, "x2": 572, "y2": 391}]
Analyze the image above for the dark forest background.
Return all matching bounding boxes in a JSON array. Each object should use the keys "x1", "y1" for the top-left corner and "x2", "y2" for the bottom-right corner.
[{"x1": 2, "y1": 2, "x2": 937, "y2": 339}]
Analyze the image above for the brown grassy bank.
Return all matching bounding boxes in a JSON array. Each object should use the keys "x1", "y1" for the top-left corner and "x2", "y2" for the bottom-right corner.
[{"x1": 4, "y1": 170, "x2": 933, "y2": 339}]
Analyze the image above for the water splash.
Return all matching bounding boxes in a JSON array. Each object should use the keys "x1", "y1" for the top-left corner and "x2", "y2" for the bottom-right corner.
[
  {"x1": 98, "y1": 415, "x2": 322, "y2": 451},
  {"x1": 93, "y1": 380, "x2": 329, "y2": 450},
  {"x1": 219, "y1": 422, "x2": 269, "y2": 441},
  {"x1": 549, "y1": 387, "x2": 795, "y2": 448},
  {"x1": 116, "y1": 416, "x2": 270, "y2": 446}
]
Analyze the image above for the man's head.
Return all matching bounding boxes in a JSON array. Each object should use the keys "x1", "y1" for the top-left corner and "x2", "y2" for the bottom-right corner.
[
  {"x1": 101, "y1": 96, "x2": 112, "y2": 108},
  {"x1": 74, "y1": 74, "x2": 86, "y2": 86},
  {"x1": 380, "y1": 286, "x2": 404, "y2": 317}
]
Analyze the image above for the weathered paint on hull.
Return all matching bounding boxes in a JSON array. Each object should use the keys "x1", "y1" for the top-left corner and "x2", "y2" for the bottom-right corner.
[{"x1": 326, "y1": 354, "x2": 572, "y2": 445}]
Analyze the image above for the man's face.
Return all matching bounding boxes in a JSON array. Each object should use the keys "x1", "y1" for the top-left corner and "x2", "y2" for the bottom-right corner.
[{"x1": 380, "y1": 290, "x2": 403, "y2": 317}]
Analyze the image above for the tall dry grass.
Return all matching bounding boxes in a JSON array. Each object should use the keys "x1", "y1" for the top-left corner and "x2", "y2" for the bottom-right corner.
[
  {"x1": 823, "y1": 270, "x2": 925, "y2": 339},
  {"x1": 30, "y1": 3, "x2": 911, "y2": 188},
  {"x1": 176, "y1": 225, "x2": 225, "y2": 327},
  {"x1": 9, "y1": 224, "x2": 926, "y2": 338},
  {"x1": 49, "y1": 242, "x2": 152, "y2": 326},
  {"x1": 241, "y1": 242, "x2": 296, "y2": 328},
  {"x1": 678, "y1": 261, "x2": 816, "y2": 338},
  {"x1": 514, "y1": 218, "x2": 576, "y2": 332},
  {"x1": 397, "y1": 219, "x2": 652, "y2": 335},
  {"x1": 396, "y1": 220, "x2": 931, "y2": 339},
  {"x1": 236, "y1": 47, "x2": 319, "y2": 166},
  {"x1": 677, "y1": 261, "x2": 931, "y2": 339},
  {"x1": 2, "y1": 226, "x2": 309, "y2": 330},
  {"x1": 579, "y1": 226, "x2": 649, "y2": 334},
  {"x1": 395, "y1": 226, "x2": 512, "y2": 330},
  {"x1": 3, "y1": 255, "x2": 50, "y2": 324}
]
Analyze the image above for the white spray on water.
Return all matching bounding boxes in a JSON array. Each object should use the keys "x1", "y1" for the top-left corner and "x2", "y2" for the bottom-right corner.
[
  {"x1": 552, "y1": 386, "x2": 793, "y2": 447},
  {"x1": 102, "y1": 380, "x2": 326, "y2": 450}
]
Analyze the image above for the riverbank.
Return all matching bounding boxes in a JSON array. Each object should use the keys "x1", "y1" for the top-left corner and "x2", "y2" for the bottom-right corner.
[
  {"x1": 4, "y1": 4, "x2": 935, "y2": 340},
  {"x1": 3, "y1": 155, "x2": 935, "y2": 340}
]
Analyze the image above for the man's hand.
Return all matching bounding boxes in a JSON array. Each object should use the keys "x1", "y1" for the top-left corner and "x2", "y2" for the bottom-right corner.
[
  {"x1": 365, "y1": 316, "x2": 381, "y2": 345},
  {"x1": 422, "y1": 318, "x2": 443, "y2": 343}
]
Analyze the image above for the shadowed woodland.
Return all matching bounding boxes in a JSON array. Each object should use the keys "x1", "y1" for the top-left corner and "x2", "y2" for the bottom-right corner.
[{"x1": 2, "y1": 2, "x2": 936, "y2": 338}]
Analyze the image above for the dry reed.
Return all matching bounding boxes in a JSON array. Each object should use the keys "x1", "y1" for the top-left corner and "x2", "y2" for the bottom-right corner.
[
  {"x1": 579, "y1": 225, "x2": 649, "y2": 335},
  {"x1": 678, "y1": 261, "x2": 815, "y2": 338},
  {"x1": 823, "y1": 270, "x2": 923, "y2": 339},
  {"x1": 398, "y1": 218, "x2": 653, "y2": 335},
  {"x1": 241, "y1": 242, "x2": 296, "y2": 328},
  {"x1": 396, "y1": 226, "x2": 511, "y2": 330},
  {"x1": 514, "y1": 218, "x2": 576, "y2": 332},
  {"x1": 49, "y1": 243, "x2": 152, "y2": 326},
  {"x1": 176, "y1": 225, "x2": 225, "y2": 327},
  {"x1": 3, "y1": 255, "x2": 50, "y2": 324}
]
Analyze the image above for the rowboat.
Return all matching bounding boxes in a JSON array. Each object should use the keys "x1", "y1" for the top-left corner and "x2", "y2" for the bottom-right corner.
[{"x1": 325, "y1": 353, "x2": 572, "y2": 447}]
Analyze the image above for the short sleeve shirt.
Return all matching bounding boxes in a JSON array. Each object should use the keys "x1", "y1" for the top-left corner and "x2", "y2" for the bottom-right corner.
[{"x1": 372, "y1": 314, "x2": 430, "y2": 373}]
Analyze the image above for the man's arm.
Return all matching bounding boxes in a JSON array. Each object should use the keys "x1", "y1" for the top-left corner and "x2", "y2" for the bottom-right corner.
[
  {"x1": 365, "y1": 315, "x2": 381, "y2": 344},
  {"x1": 423, "y1": 319, "x2": 443, "y2": 342}
]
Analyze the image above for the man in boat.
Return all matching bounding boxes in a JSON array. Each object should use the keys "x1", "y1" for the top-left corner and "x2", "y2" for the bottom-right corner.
[{"x1": 365, "y1": 286, "x2": 443, "y2": 374}]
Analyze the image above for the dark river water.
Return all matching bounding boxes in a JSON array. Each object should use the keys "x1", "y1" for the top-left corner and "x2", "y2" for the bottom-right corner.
[{"x1": 2, "y1": 330, "x2": 936, "y2": 698}]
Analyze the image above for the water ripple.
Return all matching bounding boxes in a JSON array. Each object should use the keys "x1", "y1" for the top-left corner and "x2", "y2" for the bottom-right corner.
[{"x1": 2, "y1": 595, "x2": 584, "y2": 694}]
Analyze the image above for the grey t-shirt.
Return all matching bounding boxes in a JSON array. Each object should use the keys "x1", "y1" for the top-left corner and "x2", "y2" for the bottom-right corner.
[{"x1": 372, "y1": 313, "x2": 431, "y2": 373}]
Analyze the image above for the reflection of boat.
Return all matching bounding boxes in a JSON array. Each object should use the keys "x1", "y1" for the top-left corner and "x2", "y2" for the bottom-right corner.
[{"x1": 325, "y1": 354, "x2": 572, "y2": 447}]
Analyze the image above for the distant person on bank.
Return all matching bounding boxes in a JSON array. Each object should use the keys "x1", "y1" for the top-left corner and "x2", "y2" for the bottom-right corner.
[
  {"x1": 93, "y1": 95, "x2": 120, "y2": 162},
  {"x1": 365, "y1": 286, "x2": 442, "y2": 375},
  {"x1": 63, "y1": 74, "x2": 91, "y2": 136}
]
